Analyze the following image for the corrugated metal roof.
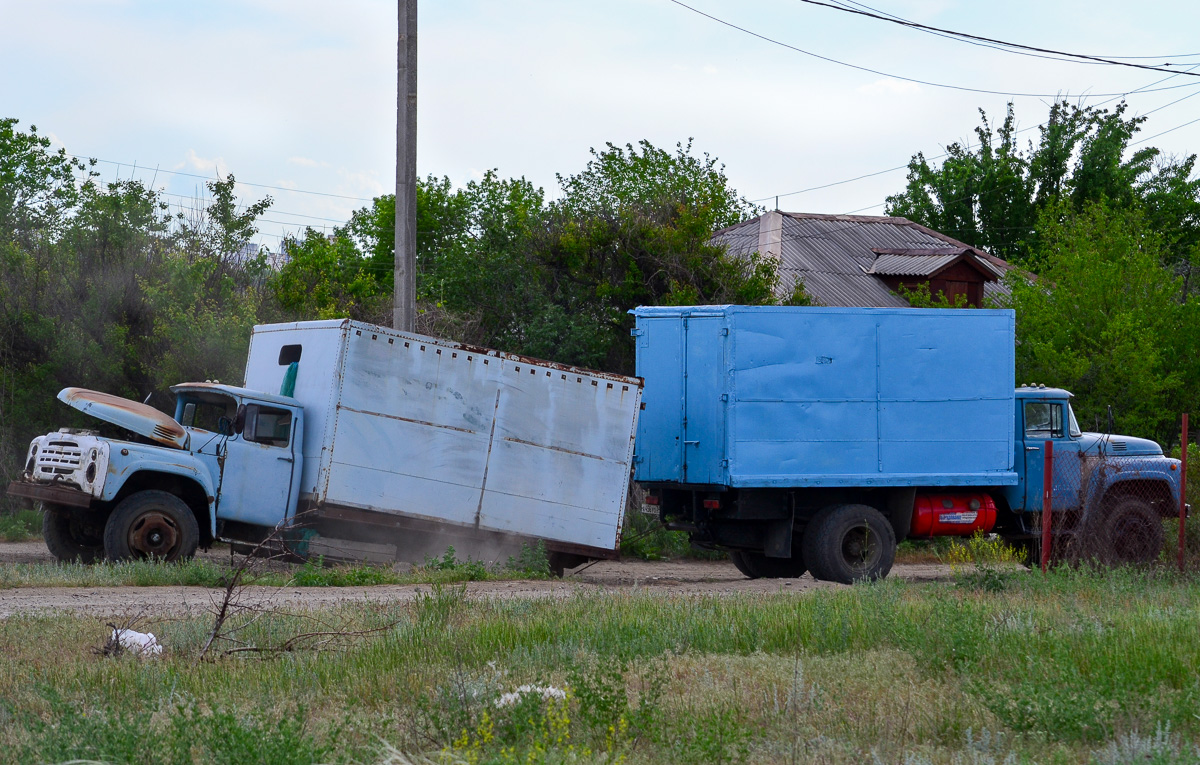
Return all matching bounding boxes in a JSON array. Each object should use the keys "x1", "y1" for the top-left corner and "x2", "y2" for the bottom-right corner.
[
  {"x1": 867, "y1": 252, "x2": 962, "y2": 277},
  {"x1": 711, "y1": 212, "x2": 1016, "y2": 307}
]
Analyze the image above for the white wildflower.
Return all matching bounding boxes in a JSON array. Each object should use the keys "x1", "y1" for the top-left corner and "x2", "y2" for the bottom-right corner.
[{"x1": 495, "y1": 684, "x2": 566, "y2": 707}]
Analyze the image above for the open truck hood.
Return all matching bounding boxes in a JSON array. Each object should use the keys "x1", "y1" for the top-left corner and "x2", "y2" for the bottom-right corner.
[{"x1": 58, "y1": 387, "x2": 188, "y2": 449}]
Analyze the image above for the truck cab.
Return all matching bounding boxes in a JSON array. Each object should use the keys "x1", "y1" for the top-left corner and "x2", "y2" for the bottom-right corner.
[
  {"x1": 8, "y1": 383, "x2": 304, "y2": 562},
  {"x1": 1001, "y1": 384, "x2": 1182, "y2": 562}
]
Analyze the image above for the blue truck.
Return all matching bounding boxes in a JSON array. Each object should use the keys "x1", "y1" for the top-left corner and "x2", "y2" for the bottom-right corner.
[{"x1": 633, "y1": 306, "x2": 1184, "y2": 583}]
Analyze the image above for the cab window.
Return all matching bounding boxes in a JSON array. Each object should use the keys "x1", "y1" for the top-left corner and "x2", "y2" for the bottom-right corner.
[
  {"x1": 244, "y1": 405, "x2": 292, "y2": 447},
  {"x1": 1024, "y1": 401, "x2": 1064, "y2": 439},
  {"x1": 178, "y1": 394, "x2": 238, "y2": 435}
]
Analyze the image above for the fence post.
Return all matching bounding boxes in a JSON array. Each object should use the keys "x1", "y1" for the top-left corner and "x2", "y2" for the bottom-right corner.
[
  {"x1": 1180, "y1": 414, "x2": 1188, "y2": 574},
  {"x1": 1041, "y1": 439, "x2": 1054, "y2": 573}
]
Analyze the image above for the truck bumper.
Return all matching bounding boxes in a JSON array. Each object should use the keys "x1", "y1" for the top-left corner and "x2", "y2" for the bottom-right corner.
[{"x1": 6, "y1": 480, "x2": 93, "y2": 508}]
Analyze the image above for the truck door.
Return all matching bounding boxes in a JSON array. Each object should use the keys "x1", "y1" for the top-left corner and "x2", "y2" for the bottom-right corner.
[
  {"x1": 217, "y1": 404, "x2": 303, "y2": 528},
  {"x1": 682, "y1": 315, "x2": 727, "y2": 484},
  {"x1": 1022, "y1": 400, "x2": 1081, "y2": 512}
]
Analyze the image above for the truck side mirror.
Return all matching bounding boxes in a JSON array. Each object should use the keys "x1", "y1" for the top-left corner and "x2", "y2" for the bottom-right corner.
[{"x1": 233, "y1": 404, "x2": 247, "y2": 435}]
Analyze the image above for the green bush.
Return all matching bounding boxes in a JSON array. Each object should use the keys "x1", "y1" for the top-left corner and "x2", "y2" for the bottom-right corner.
[{"x1": 0, "y1": 510, "x2": 40, "y2": 542}]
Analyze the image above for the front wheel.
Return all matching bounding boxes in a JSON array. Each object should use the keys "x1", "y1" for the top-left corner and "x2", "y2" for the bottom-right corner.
[
  {"x1": 43, "y1": 506, "x2": 105, "y2": 564},
  {"x1": 729, "y1": 550, "x2": 807, "y2": 579},
  {"x1": 1092, "y1": 498, "x2": 1164, "y2": 565},
  {"x1": 802, "y1": 504, "x2": 896, "y2": 584},
  {"x1": 103, "y1": 490, "x2": 200, "y2": 562}
]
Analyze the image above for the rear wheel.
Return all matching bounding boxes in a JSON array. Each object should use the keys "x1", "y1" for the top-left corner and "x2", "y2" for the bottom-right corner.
[
  {"x1": 103, "y1": 490, "x2": 199, "y2": 562},
  {"x1": 803, "y1": 504, "x2": 896, "y2": 584},
  {"x1": 43, "y1": 506, "x2": 105, "y2": 564},
  {"x1": 729, "y1": 550, "x2": 806, "y2": 579}
]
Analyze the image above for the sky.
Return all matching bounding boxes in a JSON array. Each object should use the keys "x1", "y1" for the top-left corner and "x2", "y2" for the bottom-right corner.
[{"x1": 3, "y1": 0, "x2": 1200, "y2": 250}]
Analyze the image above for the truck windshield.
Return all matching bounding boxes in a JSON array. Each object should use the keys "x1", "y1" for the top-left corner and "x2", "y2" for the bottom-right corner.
[
  {"x1": 1067, "y1": 402, "x2": 1082, "y2": 438},
  {"x1": 178, "y1": 393, "x2": 238, "y2": 435}
]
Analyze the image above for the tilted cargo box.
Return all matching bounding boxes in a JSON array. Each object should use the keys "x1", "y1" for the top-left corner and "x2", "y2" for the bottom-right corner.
[
  {"x1": 244, "y1": 320, "x2": 643, "y2": 559},
  {"x1": 633, "y1": 306, "x2": 1017, "y2": 488}
]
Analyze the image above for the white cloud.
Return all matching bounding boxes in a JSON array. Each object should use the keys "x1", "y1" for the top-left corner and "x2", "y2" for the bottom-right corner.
[
  {"x1": 288, "y1": 156, "x2": 326, "y2": 168},
  {"x1": 178, "y1": 149, "x2": 230, "y2": 179}
]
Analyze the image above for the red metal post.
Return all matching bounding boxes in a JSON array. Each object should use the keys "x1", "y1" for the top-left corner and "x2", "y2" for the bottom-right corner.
[
  {"x1": 1179, "y1": 414, "x2": 1188, "y2": 574},
  {"x1": 1041, "y1": 439, "x2": 1054, "y2": 573}
]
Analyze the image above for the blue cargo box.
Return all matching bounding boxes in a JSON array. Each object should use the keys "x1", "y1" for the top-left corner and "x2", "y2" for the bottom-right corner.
[{"x1": 633, "y1": 306, "x2": 1017, "y2": 488}]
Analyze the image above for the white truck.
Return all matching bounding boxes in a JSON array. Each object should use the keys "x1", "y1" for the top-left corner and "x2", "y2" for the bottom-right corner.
[{"x1": 9, "y1": 319, "x2": 643, "y2": 573}]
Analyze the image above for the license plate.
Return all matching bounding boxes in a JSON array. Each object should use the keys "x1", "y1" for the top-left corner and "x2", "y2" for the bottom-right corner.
[{"x1": 640, "y1": 503, "x2": 658, "y2": 515}]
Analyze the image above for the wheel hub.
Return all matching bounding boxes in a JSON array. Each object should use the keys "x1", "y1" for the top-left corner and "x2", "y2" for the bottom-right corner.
[
  {"x1": 841, "y1": 526, "x2": 880, "y2": 570},
  {"x1": 128, "y1": 511, "x2": 180, "y2": 558}
]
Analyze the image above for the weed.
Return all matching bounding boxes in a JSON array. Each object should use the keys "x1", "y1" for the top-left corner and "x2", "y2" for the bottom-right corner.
[
  {"x1": 943, "y1": 533, "x2": 1023, "y2": 591},
  {"x1": 291, "y1": 555, "x2": 400, "y2": 587},
  {"x1": 620, "y1": 510, "x2": 724, "y2": 561},
  {"x1": 1090, "y1": 723, "x2": 1196, "y2": 765},
  {"x1": 421, "y1": 546, "x2": 490, "y2": 582},
  {"x1": 504, "y1": 540, "x2": 552, "y2": 578},
  {"x1": 16, "y1": 695, "x2": 340, "y2": 765},
  {"x1": 0, "y1": 509, "x2": 40, "y2": 542}
]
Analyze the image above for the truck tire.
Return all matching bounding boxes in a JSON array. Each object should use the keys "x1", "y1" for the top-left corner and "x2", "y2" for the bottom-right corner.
[
  {"x1": 103, "y1": 490, "x2": 200, "y2": 562},
  {"x1": 729, "y1": 550, "x2": 807, "y2": 579},
  {"x1": 802, "y1": 504, "x2": 895, "y2": 584},
  {"x1": 1092, "y1": 498, "x2": 1164, "y2": 565},
  {"x1": 43, "y1": 506, "x2": 105, "y2": 564}
]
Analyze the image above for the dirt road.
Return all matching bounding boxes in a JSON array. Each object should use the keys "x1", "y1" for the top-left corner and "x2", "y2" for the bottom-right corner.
[{"x1": 0, "y1": 541, "x2": 953, "y2": 617}]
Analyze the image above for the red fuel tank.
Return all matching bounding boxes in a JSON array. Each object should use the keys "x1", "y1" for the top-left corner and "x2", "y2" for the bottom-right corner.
[{"x1": 910, "y1": 494, "x2": 997, "y2": 537}]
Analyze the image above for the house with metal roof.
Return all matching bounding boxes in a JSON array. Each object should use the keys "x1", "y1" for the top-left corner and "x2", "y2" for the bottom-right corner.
[{"x1": 712, "y1": 211, "x2": 1013, "y2": 307}]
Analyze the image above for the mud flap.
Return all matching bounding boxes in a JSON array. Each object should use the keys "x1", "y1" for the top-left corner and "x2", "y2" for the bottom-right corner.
[
  {"x1": 763, "y1": 516, "x2": 794, "y2": 558},
  {"x1": 888, "y1": 487, "x2": 917, "y2": 540}
]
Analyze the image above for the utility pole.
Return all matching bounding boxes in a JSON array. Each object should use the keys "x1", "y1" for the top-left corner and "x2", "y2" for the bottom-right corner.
[{"x1": 394, "y1": 0, "x2": 417, "y2": 331}]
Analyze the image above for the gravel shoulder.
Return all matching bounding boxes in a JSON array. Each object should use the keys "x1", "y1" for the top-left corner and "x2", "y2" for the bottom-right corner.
[{"x1": 0, "y1": 541, "x2": 954, "y2": 617}]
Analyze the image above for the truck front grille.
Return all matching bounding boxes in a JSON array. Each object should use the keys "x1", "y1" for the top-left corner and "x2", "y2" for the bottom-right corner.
[{"x1": 35, "y1": 441, "x2": 84, "y2": 477}]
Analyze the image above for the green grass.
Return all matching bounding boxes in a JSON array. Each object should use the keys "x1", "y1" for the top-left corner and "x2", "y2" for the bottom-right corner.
[{"x1": 1, "y1": 568, "x2": 1198, "y2": 763}]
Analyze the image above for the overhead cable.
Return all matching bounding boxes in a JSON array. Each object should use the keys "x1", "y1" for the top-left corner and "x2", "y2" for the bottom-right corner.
[
  {"x1": 667, "y1": 0, "x2": 1200, "y2": 98},
  {"x1": 795, "y1": 0, "x2": 1200, "y2": 75}
]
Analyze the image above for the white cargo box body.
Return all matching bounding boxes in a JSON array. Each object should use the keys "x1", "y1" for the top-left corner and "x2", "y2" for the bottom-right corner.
[{"x1": 244, "y1": 320, "x2": 642, "y2": 556}]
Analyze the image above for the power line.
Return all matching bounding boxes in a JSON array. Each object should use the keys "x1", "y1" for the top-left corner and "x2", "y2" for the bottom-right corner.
[
  {"x1": 1131, "y1": 116, "x2": 1200, "y2": 147},
  {"x1": 795, "y1": 0, "x2": 1200, "y2": 76},
  {"x1": 69, "y1": 155, "x2": 377, "y2": 203},
  {"x1": 824, "y1": 0, "x2": 1112, "y2": 68},
  {"x1": 750, "y1": 65, "x2": 1200, "y2": 204},
  {"x1": 667, "y1": 0, "x2": 1200, "y2": 98},
  {"x1": 826, "y1": 0, "x2": 1200, "y2": 65},
  {"x1": 153, "y1": 188, "x2": 349, "y2": 223}
]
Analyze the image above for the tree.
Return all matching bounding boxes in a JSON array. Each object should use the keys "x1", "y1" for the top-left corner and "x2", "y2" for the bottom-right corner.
[
  {"x1": 0, "y1": 120, "x2": 274, "y2": 491},
  {"x1": 328, "y1": 141, "x2": 775, "y2": 373},
  {"x1": 886, "y1": 101, "x2": 1199, "y2": 273},
  {"x1": 273, "y1": 228, "x2": 390, "y2": 323},
  {"x1": 0, "y1": 119, "x2": 92, "y2": 248},
  {"x1": 1007, "y1": 202, "x2": 1193, "y2": 442}
]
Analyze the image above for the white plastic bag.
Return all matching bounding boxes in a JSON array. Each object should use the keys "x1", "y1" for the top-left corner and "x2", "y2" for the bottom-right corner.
[{"x1": 113, "y1": 628, "x2": 162, "y2": 657}]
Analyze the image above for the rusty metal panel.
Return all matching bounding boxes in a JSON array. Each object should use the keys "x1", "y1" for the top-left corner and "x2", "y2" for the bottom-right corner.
[{"x1": 57, "y1": 388, "x2": 188, "y2": 449}]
